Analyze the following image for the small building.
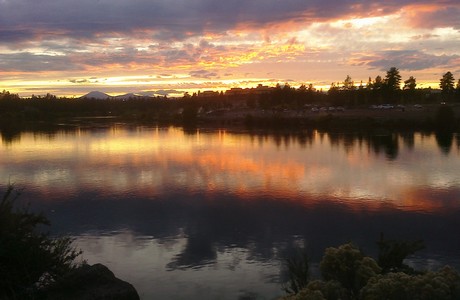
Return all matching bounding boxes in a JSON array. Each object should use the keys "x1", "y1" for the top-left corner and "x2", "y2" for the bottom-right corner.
[{"x1": 198, "y1": 90, "x2": 220, "y2": 98}]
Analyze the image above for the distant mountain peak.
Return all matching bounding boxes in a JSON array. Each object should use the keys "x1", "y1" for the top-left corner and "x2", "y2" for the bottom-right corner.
[
  {"x1": 114, "y1": 93, "x2": 145, "y2": 99},
  {"x1": 80, "y1": 91, "x2": 157, "y2": 100},
  {"x1": 81, "y1": 91, "x2": 110, "y2": 99}
]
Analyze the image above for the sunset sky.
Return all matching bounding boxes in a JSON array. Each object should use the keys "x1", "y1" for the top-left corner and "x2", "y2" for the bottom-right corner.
[{"x1": 1, "y1": 0, "x2": 460, "y2": 97}]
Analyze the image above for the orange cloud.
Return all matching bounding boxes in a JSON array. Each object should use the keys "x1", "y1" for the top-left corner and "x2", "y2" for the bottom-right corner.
[{"x1": 401, "y1": 3, "x2": 460, "y2": 29}]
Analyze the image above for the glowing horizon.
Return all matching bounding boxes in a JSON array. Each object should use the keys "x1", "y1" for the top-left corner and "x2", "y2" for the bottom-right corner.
[
  {"x1": 1, "y1": 1, "x2": 459, "y2": 97},
  {"x1": 1, "y1": 76, "x2": 443, "y2": 99}
]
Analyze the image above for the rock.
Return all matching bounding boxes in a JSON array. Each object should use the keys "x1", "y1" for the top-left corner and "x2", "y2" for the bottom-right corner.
[{"x1": 43, "y1": 263, "x2": 140, "y2": 300}]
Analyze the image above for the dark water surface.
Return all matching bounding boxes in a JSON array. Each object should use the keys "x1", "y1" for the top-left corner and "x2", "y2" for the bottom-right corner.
[{"x1": 1, "y1": 126, "x2": 460, "y2": 299}]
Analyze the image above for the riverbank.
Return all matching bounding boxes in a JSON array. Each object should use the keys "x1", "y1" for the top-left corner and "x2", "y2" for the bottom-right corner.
[
  {"x1": 195, "y1": 104, "x2": 459, "y2": 132},
  {"x1": 0, "y1": 103, "x2": 459, "y2": 135}
]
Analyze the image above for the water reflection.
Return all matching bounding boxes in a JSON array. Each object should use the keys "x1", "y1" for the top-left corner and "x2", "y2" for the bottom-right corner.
[
  {"x1": 436, "y1": 131, "x2": 454, "y2": 154},
  {"x1": 1, "y1": 128, "x2": 21, "y2": 145},
  {"x1": 2, "y1": 126, "x2": 460, "y2": 155},
  {"x1": 1, "y1": 126, "x2": 460, "y2": 299},
  {"x1": 23, "y1": 187, "x2": 460, "y2": 298}
]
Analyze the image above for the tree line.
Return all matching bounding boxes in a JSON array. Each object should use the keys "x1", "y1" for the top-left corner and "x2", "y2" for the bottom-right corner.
[
  {"x1": 1, "y1": 68, "x2": 459, "y2": 126},
  {"x1": 262, "y1": 68, "x2": 460, "y2": 109}
]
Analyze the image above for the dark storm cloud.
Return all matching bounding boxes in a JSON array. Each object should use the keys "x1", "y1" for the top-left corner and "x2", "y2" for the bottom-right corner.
[
  {"x1": 0, "y1": 48, "x2": 159, "y2": 73},
  {"x1": 2, "y1": 0, "x2": 459, "y2": 45},
  {"x1": 0, "y1": 29, "x2": 36, "y2": 44},
  {"x1": 362, "y1": 50, "x2": 459, "y2": 71},
  {"x1": 0, "y1": 52, "x2": 78, "y2": 72}
]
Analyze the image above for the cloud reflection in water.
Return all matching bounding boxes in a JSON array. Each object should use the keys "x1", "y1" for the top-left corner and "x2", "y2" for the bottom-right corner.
[{"x1": 1, "y1": 126, "x2": 460, "y2": 298}]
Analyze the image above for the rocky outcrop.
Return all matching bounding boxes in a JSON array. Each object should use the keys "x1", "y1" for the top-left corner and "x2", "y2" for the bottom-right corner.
[{"x1": 43, "y1": 263, "x2": 140, "y2": 300}]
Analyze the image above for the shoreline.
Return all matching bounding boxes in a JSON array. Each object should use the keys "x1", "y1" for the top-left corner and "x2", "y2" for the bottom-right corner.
[{"x1": 0, "y1": 104, "x2": 459, "y2": 134}]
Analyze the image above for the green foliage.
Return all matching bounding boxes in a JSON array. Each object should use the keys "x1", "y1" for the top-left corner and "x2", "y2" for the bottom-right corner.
[
  {"x1": 0, "y1": 185, "x2": 82, "y2": 299},
  {"x1": 283, "y1": 249, "x2": 311, "y2": 294},
  {"x1": 282, "y1": 280, "x2": 348, "y2": 300},
  {"x1": 360, "y1": 266, "x2": 460, "y2": 300},
  {"x1": 320, "y1": 243, "x2": 381, "y2": 297},
  {"x1": 377, "y1": 234, "x2": 425, "y2": 273},
  {"x1": 280, "y1": 241, "x2": 460, "y2": 300},
  {"x1": 360, "y1": 272, "x2": 412, "y2": 300}
]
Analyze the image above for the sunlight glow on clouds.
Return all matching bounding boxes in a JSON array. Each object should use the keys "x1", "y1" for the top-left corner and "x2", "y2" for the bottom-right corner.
[{"x1": 1, "y1": 0, "x2": 459, "y2": 96}]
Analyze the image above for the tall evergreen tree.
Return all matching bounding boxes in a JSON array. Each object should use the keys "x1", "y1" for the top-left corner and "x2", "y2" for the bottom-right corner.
[
  {"x1": 403, "y1": 76, "x2": 416, "y2": 91},
  {"x1": 373, "y1": 75, "x2": 383, "y2": 90},
  {"x1": 342, "y1": 75, "x2": 355, "y2": 91},
  {"x1": 440, "y1": 71, "x2": 455, "y2": 94},
  {"x1": 403, "y1": 76, "x2": 417, "y2": 103},
  {"x1": 385, "y1": 67, "x2": 402, "y2": 91}
]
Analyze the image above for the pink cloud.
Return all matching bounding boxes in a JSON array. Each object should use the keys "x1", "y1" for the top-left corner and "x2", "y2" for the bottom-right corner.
[{"x1": 402, "y1": 4, "x2": 460, "y2": 29}]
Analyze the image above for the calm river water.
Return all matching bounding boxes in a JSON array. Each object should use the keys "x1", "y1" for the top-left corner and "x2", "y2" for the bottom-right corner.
[{"x1": 1, "y1": 126, "x2": 460, "y2": 299}]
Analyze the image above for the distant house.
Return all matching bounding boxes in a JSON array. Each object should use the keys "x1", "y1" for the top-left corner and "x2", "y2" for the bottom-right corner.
[
  {"x1": 225, "y1": 85, "x2": 273, "y2": 97},
  {"x1": 198, "y1": 90, "x2": 220, "y2": 98},
  {"x1": 225, "y1": 88, "x2": 244, "y2": 96},
  {"x1": 251, "y1": 84, "x2": 272, "y2": 95}
]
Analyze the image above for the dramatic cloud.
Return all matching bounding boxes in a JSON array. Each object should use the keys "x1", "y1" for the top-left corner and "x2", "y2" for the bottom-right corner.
[
  {"x1": 2, "y1": 0, "x2": 458, "y2": 45},
  {"x1": 0, "y1": 53, "x2": 78, "y2": 72},
  {"x1": 352, "y1": 50, "x2": 459, "y2": 71},
  {"x1": 1, "y1": 0, "x2": 460, "y2": 96},
  {"x1": 402, "y1": 4, "x2": 460, "y2": 30}
]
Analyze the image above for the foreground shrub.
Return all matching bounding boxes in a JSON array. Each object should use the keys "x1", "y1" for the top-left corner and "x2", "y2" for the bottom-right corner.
[
  {"x1": 280, "y1": 242, "x2": 460, "y2": 300},
  {"x1": 0, "y1": 185, "x2": 82, "y2": 299},
  {"x1": 283, "y1": 249, "x2": 311, "y2": 294},
  {"x1": 377, "y1": 234, "x2": 425, "y2": 273},
  {"x1": 360, "y1": 266, "x2": 460, "y2": 300},
  {"x1": 285, "y1": 280, "x2": 348, "y2": 300},
  {"x1": 320, "y1": 243, "x2": 381, "y2": 297}
]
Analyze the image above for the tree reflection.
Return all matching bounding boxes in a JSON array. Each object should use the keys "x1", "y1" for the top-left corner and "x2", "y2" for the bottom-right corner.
[
  {"x1": 401, "y1": 132, "x2": 415, "y2": 150},
  {"x1": 2, "y1": 125, "x2": 460, "y2": 297},
  {"x1": 435, "y1": 131, "x2": 454, "y2": 155},
  {"x1": 33, "y1": 189, "x2": 460, "y2": 273},
  {"x1": 297, "y1": 130, "x2": 315, "y2": 148},
  {"x1": 327, "y1": 132, "x2": 399, "y2": 160},
  {"x1": 368, "y1": 134, "x2": 399, "y2": 160},
  {"x1": 1, "y1": 128, "x2": 22, "y2": 145},
  {"x1": 4, "y1": 125, "x2": 458, "y2": 161},
  {"x1": 166, "y1": 234, "x2": 217, "y2": 270}
]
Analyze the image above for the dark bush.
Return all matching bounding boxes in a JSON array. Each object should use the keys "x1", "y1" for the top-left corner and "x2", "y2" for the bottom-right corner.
[
  {"x1": 0, "y1": 185, "x2": 82, "y2": 299},
  {"x1": 377, "y1": 234, "x2": 425, "y2": 273}
]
